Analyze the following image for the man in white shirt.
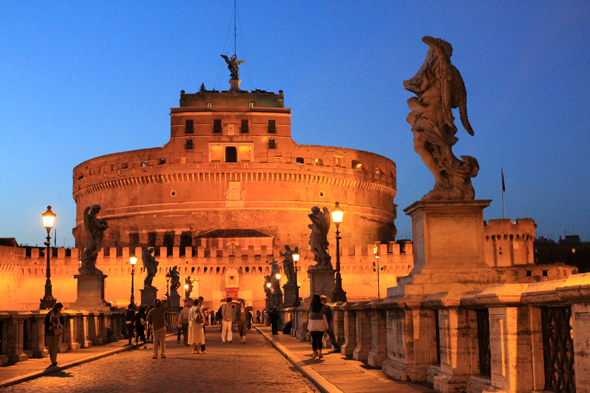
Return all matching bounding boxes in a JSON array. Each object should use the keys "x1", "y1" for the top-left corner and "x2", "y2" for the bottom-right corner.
[{"x1": 221, "y1": 297, "x2": 233, "y2": 343}]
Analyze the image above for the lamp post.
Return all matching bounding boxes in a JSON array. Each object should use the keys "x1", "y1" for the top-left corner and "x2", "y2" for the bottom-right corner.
[
  {"x1": 40, "y1": 206, "x2": 57, "y2": 309},
  {"x1": 293, "y1": 252, "x2": 300, "y2": 307},
  {"x1": 373, "y1": 245, "x2": 384, "y2": 299},
  {"x1": 331, "y1": 202, "x2": 347, "y2": 302},
  {"x1": 130, "y1": 256, "x2": 137, "y2": 305}
]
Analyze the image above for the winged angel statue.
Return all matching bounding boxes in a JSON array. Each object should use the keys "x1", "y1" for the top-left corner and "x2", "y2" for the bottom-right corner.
[
  {"x1": 220, "y1": 54, "x2": 246, "y2": 80},
  {"x1": 308, "y1": 206, "x2": 332, "y2": 270},
  {"x1": 403, "y1": 36, "x2": 479, "y2": 201},
  {"x1": 79, "y1": 205, "x2": 109, "y2": 275}
]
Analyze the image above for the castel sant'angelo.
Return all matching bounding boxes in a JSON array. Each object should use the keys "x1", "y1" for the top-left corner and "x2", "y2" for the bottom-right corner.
[{"x1": 0, "y1": 51, "x2": 543, "y2": 311}]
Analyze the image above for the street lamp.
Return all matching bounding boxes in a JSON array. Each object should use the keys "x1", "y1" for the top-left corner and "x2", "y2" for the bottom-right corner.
[
  {"x1": 373, "y1": 245, "x2": 384, "y2": 299},
  {"x1": 293, "y1": 251, "x2": 300, "y2": 307},
  {"x1": 40, "y1": 206, "x2": 57, "y2": 309},
  {"x1": 130, "y1": 256, "x2": 137, "y2": 305},
  {"x1": 331, "y1": 202, "x2": 347, "y2": 302}
]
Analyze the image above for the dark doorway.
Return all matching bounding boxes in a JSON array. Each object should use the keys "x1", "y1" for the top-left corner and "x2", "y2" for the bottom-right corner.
[{"x1": 225, "y1": 146, "x2": 237, "y2": 162}]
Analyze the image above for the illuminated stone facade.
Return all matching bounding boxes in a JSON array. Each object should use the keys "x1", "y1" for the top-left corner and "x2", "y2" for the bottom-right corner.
[{"x1": 72, "y1": 88, "x2": 398, "y2": 252}]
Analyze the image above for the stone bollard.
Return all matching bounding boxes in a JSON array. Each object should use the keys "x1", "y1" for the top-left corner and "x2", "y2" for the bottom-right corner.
[
  {"x1": 352, "y1": 301, "x2": 371, "y2": 361},
  {"x1": 340, "y1": 302, "x2": 357, "y2": 357},
  {"x1": 332, "y1": 303, "x2": 346, "y2": 349},
  {"x1": 367, "y1": 300, "x2": 387, "y2": 368},
  {"x1": 6, "y1": 312, "x2": 29, "y2": 363},
  {"x1": 30, "y1": 312, "x2": 50, "y2": 357}
]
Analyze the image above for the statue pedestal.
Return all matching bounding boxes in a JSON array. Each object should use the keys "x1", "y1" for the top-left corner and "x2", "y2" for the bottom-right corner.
[
  {"x1": 229, "y1": 78, "x2": 241, "y2": 92},
  {"x1": 170, "y1": 292, "x2": 181, "y2": 312},
  {"x1": 307, "y1": 269, "x2": 335, "y2": 300},
  {"x1": 388, "y1": 199, "x2": 494, "y2": 296},
  {"x1": 140, "y1": 287, "x2": 158, "y2": 308},
  {"x1": 72, "y1": 274, "x2": 110, "y2": 310},
  {"x1": 283, "y1": 284, "x2": 299, "y2": 307}
]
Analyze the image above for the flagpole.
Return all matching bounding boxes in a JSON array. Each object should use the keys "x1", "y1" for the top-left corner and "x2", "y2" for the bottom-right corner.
[{"x1": 501, "y1": 168, "x2": 505, "y2": 219}]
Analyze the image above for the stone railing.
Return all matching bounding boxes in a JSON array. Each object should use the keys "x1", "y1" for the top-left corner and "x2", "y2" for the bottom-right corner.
[
  {"x1": 0, "y1": 309, "x2": 125, "y2": 366},
  {"x1": 284, "y1": 273, "x2": 590, "y2": 393}
]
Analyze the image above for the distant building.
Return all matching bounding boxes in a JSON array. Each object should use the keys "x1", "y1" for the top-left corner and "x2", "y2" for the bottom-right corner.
[{"x1": 535, "y1": 235, "x2": 590, "y2": 273}]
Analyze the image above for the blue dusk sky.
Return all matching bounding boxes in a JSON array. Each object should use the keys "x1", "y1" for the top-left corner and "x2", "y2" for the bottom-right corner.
[{"x1": 0, "y1": 1, "x2": 589, "y2": 247}]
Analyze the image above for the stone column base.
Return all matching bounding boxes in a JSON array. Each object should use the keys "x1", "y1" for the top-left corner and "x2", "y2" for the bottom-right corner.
[
  {"x1": 283, "y1": 284, "x2": 298, "y2": 307},
  {"x1": 72, "y1": 274, "x2": 110, "y2": 310},
  {"x1": 141, "y1": 287, "x2": 158, "y2": 308},
  {"x1": 307, "y1": 269, "x2": 335, "y2": 300}
]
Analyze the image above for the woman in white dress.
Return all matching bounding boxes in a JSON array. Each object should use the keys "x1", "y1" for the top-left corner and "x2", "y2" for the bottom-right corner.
[{"x1": 188, "y1": 299, "x2": 205, "y2": 354}]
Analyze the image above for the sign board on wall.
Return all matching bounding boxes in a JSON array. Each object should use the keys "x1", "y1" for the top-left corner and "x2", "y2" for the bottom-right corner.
[{"x1": 226, "y1": 287, "x2": 239, "y2": 299}]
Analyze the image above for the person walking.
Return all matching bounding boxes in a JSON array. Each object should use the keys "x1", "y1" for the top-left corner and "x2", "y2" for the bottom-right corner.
[
  {"x1": 188, "y1": 298, "x2": 205, "y2": 354},
  {"x1": 236, "y1": 300, "x2": 252, "y2": 344},
  {"x1": 269, "y1": 306, "x2": 279, "y2": 335},
  {"x1": 146, "y1": 305, "x2": 154, "y2": 342},
  {"x1": 178, "y1": 302, "x2": 190, "y2": 346},
  {"x1": 198, "y1": 296, "x2": 208, "y2": 353},
  {"x1": 321, "y1": 295, "x2": 339, "y2": 351},
  {"x1": 135, "y1": 306, "x2": 147, "y2": 344},
  {"x1": 147, "y1": 297, "x2": 171, "y2": 359},
  {"x1": 220, "y1": 297, "x2": 233, "y2": 343},
  {"x1": 308, "y1": 294, "x2": 328, "y2": 360},
  {"x1": 125, "y1": 303, "x2": 136, "y2": 344},
  {"x1": 256, "y1": 310, "x2": 261, "y2": 324},
  {"x1": 44, "y1": 302, "x2": 64, "y2": 367}
]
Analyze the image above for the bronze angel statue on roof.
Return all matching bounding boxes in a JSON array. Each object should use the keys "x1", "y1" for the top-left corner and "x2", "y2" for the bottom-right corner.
[
  {"x1": 308, "y1": 206, "x2": 332, "y2": 270},
  {"x1": 403, "y1": 36, "x2": 479, "y2": 201},
  {"x1": 220, "y1": 54, "x2": 246, "y2": 80}
]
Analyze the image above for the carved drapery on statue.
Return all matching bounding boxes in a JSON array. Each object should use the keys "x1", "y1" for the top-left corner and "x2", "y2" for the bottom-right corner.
[
  {"x1": 142, "y1": 248, "x2": 159, "y2": 289},
  {"x1": 169, "y1": 266, "x2": 180, "y2": 294},
  {"x1": 184, "y1": 276, "x2": 193, "y2": 300},
  {"x1": 79, "y1": 205, "x2": 109, "y2": 275},
  {"x1": 403, "y1": 36, "x2": 479, "y2": 201},
  {"x1": 281, "y1": 245, "x2": 298, "y2": 286},
  {"x1": 308, "y1": 206, "x2": 333, "y2": 270}
]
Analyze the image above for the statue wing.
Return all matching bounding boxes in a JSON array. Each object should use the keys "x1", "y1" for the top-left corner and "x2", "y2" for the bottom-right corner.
[
  {"x1": 83, "y1": 206, "x2": 92, "y2": 237},
  {"x1": 422, "y1": 36, "x2": 455, "y2": 131},
  {"x1": 237, "y1": 60, "x2": 246, "y2": 65},
  {"x1": 322, "y1": 207, "x2": 331, "y2": 236},
  {"x1": 220, "y1": 54, "x2": 230, "y2": 64}
]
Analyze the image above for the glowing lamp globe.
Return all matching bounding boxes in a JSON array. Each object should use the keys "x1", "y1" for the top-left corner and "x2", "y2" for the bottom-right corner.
[
  {"x1": 331, "y1": 202, "x2": 343, "y2": 226},
  {"x1": 42, "y1": 206, "x2": 56, "y2": 230},
  {"x1": 130, "y1": 257, "x2": 137, "y2": 265}
]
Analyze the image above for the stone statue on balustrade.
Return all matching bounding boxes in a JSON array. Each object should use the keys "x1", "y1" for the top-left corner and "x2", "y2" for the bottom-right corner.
[
  {"x1": 403, "y1": 36, "x2": 479, "y2": 201},
  {"x1": 142, "y1": 248, "x2": 159, "y2": 289},
  {"x1": 169, "y1": 266, "x2": 180, "y2": 294},
  {"x1": 280, "y1": 245, "x2": 299, "y2": 286},
  {"x1": 308, "y1": 206, "x2": 332, "y2": 270},
  {"x1": 184, "y1": 276, "x2": 193, "y2": 301},
  {"x1": 79, "y1": 204, "x2": 109, "y2": 275}
]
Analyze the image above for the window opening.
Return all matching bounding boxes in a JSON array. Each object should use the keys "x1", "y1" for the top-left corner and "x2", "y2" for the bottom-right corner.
[
  {"x1": 240, "y1": 119, "x2": 249, "y2": 133},
  {"x1": 185, "y1": 119, "x2": 194, "y2": 134},
  {"x1": 268, "y1": 120, "x2": 276, "y2": 133},
  {"x1": 213, "y1": 119, "x2": 222, "y2": 133},
  {"x1": 225, "y1": 146, "x2": 237, "y2": 162}
]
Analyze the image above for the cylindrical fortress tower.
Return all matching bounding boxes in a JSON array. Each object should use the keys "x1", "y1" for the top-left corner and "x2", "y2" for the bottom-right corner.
[{"x1": 72, "y1": 88, "x2": 397, "y2": 252}]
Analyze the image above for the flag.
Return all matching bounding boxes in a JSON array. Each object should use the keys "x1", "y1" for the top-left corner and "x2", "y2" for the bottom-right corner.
[{"x1": 501, "y1": 168, "x2": 505, "y2": 192}]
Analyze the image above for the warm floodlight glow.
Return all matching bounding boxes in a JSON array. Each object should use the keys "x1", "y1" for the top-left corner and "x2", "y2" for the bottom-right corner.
[
  {"x1": 42, "y1": 206, "x2": 56, "y2": 230},
  {"x1": 266, "y1": 282, "x2": 272, "y2": 288},
  {"x1": 275, "y1": 273, "x2": 281, "y2": 280},
  {"x1": 331, "y1": 202, "x2": 343, "y2": 224},
  {"x1": 130, "y1": 257, "x2": 137, "y2": 265},
  {"x1": 184, "y1": 284, "x2": 189, "y2": 290},
  {"x1": 293, "y1": 253, "x2": 300, "y2": 262}
]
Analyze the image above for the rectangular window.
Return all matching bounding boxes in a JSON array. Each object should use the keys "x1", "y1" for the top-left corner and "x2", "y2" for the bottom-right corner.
[
  {"x1": 269, "y1": 139, "x2": 276, "y2": 149},
  {"x1": 241, "y1": 119, "x2": 249, "y2": 133},
  {"x1": 185, "y1": 139, "x2": 193, "y2": 150},
  {"x1": 213, "y1": 119, "x2": 222, "y2": 133},
  {"x1": 238, "y1": 145, "x2": 252, "y2": 162},
  {"x1": 185, "y1": 119, "x2": 194, "y2": 134},
  {"x1": 268, "y1": 120, "x2": 276, "y2": 133}
]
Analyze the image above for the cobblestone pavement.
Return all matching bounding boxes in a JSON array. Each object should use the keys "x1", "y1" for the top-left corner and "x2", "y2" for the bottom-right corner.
[{"x1": 1, "y1": 326, "x2": 318, "y2": 393}]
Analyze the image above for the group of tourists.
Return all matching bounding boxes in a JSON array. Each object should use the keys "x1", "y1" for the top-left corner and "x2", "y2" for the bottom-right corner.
[{"x1": 218, "y1": 297, "x2": 253, "y2": 344}]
